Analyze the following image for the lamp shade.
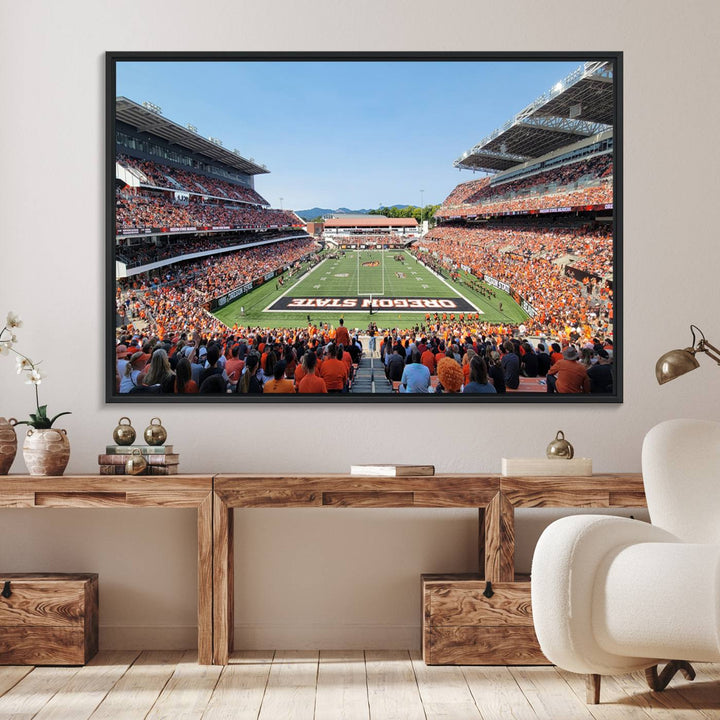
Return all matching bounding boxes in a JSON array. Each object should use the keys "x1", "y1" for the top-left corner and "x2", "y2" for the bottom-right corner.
[{"x1": 655, "y1": 348, "x2": 700, "y2": 385}]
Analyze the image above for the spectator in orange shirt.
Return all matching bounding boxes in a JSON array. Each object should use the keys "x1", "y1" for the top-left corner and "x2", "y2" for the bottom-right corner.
[
  {"x1": 319, "y1": 343, "x2": 348, "y2": 393},
  {"x1": 421, "y1": 347, "x2": 436, "y2": 374},
  {"x1": 297, "y1": 351, "x2": 328, "y2": 394},
  {"x1": 462, "y1": 348, "x2": 476, "y2": 385},
  {"x1": 263, "y1": 360, "x2": 295, "y2": 393},
  {"x1": 224, "y1": 344, "x2": 244, "y2": 387},
  {"x1": 294, "y1": 358, "x2": 307, "y2": 387},
  {"x1": 335, "y1": 318, "x2": 350, "y2": 348},
  {"x1": 547, "y1": 346, "x2": 590, "y2": 393}
]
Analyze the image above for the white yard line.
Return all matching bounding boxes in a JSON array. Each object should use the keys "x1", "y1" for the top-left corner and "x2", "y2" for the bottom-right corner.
[
  {"x1": 261, "y1": 257, "x2": 330, "y2": 313},
  {"x1": 407, "y1": 250, "x2": 484, "y2": 315}
]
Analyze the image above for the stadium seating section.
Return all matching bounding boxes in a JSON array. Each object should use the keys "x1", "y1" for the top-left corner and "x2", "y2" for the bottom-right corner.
[
  {"x1": 118, "y1": 154, "x2": 269, "y2": 205},
  {"x1": 115, "y1": 190, "x2": 300, "y2": 234},
  {"x1": 436, "y1": 154, "x2": 612, "y2": 218},
  {"x1": 117, "y1": 238, "x2": 317, "y2": 339},
  {"x1": 115, "y1": 155, "x2": 300, "y2": 235},
  {"x1": 117, "y1": 230, "x2": 306, "y2": 269},
  {"x1": 416, "y1": 222, "x2": 612, "y2": 339}
]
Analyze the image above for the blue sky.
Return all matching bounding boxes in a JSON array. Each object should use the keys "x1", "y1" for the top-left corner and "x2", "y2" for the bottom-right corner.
[{"x1": 117, "y1": 59, "x2": 580, "y2": 211}]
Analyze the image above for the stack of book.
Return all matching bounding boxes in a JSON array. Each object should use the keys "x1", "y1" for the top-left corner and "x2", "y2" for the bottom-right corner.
[{"x1": 98, "y1": 445, "x2": 180, "y2": 475}]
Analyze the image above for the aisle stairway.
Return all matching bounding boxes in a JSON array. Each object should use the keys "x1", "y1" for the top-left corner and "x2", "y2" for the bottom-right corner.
[{"x1": 350, "y1": 355, "x2": 394, "y2": 394}]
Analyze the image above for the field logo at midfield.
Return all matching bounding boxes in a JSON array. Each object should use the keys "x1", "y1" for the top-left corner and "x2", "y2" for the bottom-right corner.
[
  {"x1": 362, "y1": 261, "x2": 380, "y2": 267},
  {"x1": 266, "y1": 296, "x2": 479, "y2": 312}
]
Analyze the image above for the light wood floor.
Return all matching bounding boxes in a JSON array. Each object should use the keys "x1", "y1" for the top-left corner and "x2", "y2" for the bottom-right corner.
[{"x1": 0, "y1": 650, "x2": 718, "y2": 719}]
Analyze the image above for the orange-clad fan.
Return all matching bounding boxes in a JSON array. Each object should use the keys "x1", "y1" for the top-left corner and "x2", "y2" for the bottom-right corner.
[
  {"x1": 335, "y1": 318, "x2": 350, "y2": 348},
  {"x1": 298, "y1": 373, "x2": 328, "y2": 393},
  {"x1": 547, "y1": 346, "x2": 591, "y2": 394},
  {"x1": 263, "y1": 360, "x2": 296, "y2": 393},
  {"x1": 319, "y1": 344, "x2": 348, "y2": 393},
  {"x1": 297, "y1": 351, "x2": 327, "y2": 393},
  {"x1": 420, "y1": 347, "x2": 436, "y2": 374}
]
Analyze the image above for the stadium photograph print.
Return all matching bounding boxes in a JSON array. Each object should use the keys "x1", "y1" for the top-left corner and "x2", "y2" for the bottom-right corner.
[{"x1": 107, "y1": 51, "x2": 622, "y2": 403}]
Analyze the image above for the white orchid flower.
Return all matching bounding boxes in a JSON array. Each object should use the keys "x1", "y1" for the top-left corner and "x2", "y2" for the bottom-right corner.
[
  {"x1": 25, "y1": 368, "x2": 46, "y2": 385},
  {"x1": 16, "y1": 356, "x2": 33, "y2": 373},
  {"x1": 6, "y1": 312, "x2": 22, "y2": 329},
  {"x1": 3, "y1": 310, "x2": 71, "y2": 429}
]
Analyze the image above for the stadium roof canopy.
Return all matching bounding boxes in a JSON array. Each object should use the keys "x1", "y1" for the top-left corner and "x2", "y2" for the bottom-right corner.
[
  {"x1": 324, "y1": 217, "x2": 418, "y2": 228},
  {"x1": 116, "y1": 97, "x2": 270, "y2": 176},
  {"x1": 454, "y1": 61, "x2": 614, "y2": 174}
]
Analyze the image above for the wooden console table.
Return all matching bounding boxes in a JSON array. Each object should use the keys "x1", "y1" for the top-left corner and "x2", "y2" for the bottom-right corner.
[
  {"x1": 0, "y1": 475, "x2": 214, "y2": 665},
  {"x1": 1, "y1": 473, "x2": 647, "y2": 666},
  {"x1": 212, "y1": 473, "x2": 645, "y2": 665}
]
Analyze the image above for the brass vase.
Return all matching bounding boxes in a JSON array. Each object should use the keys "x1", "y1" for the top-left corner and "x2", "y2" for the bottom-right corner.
[
  {"x1": 22, "y1": 428, "x2": 71, "y2": 476},
  {"x1": 125, "y1": 449, "x2": 147, "y2": 476},
  {"x1": 0, "y1": 417, "x2": 18, "y2": 475},
  {"x1": 144, "y1": 418, "x2": 167, "y2": 446},
  {"x1": 113, "y1": 417, "x2": 136, "y2": 446},
  {"x1": 546, "y1": 430, "x2": 575, "y2": 459}
]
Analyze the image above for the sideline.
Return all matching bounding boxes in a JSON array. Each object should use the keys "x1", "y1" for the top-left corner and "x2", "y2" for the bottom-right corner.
[
  {"x1": 260, "y1": 256, "x2": 330, "y2": 313},
  {"x1": 407, "y1": 250, "x2": 484, "y2": 315}
]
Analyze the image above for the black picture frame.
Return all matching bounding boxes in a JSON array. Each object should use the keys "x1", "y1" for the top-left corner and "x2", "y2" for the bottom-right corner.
[{"x1": 107, "y1": 51, "x2": 622, "y2": 404}]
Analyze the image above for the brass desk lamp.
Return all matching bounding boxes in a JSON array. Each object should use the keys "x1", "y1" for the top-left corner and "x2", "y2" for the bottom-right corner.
[{"x1": 655, "y1": 325, "x2": 720, "y2": 384}]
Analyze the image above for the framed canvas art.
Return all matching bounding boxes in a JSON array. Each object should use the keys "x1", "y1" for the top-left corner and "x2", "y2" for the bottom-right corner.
[{"x1": 107, "y1": 51, "x2": 622, "y2": 402}]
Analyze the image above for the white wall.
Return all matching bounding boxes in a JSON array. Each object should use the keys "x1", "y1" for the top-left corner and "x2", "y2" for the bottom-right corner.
[{"x1": 1, "y1": 0, "x2": 719, "y2": 650}]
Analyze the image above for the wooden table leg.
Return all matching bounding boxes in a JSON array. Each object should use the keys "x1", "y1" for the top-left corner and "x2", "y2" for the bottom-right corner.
[
  {"x1": 484, "y1": 492, "x2": 515, "y2": 582},
  {"x1": 478, "y1": 507, "x2": 486, "y2": 577},
  {"x1": 197, "y1": 493, "x2": 213, "y2": 665},
  {"x1": 213, "y1": 492, "x2": 234, "y2": 665}
]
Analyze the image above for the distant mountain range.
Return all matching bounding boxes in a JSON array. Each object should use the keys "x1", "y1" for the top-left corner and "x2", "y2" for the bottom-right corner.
[{"x1": 295, "y1": 205, "x2": 409, "y2": 221}]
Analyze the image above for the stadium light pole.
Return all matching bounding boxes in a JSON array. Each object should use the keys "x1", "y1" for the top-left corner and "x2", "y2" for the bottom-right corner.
[
  {"x1": 279, "y1": 197, "x2": 284, "y2": 210},
  {"x1": 420, "y1": 189, "x2": 424, "y2": 229}
]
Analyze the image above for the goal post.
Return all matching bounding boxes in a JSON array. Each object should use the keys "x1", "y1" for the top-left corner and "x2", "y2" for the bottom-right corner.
[{"x1": 356, "y1": 247, "x2": 385, "y2": 299}]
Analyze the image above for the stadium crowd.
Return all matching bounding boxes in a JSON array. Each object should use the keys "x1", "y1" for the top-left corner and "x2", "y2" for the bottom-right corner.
[
  {"x1": 443, "y1": 185, "x2": 612, "y2": 217},
  {"x1": 115, "y1": 314, "x2": 613, "y2": 396},
  {"x1": 117, "y1": 154, "x2": 269, "y2": 205},
  {"x1": 437, "y1": 154, "x2": 612, "y2": 218},
  {"x1": 416, "y1": 222, "x2": 613, "y2": 341},
  {"x1": 116, "y1": 237, "x2": 317, "y2": 336},
  {"x1": 117, "y1": 230, "x2": 309, "y2": 268},
  {"x1": 115, "y1": 191, "x2": 300, "y2": 233},
  {"x1": 464, "y1": 155, "x2": 611, "y2": 205},
  {"x1": 377, "y1": 327, "x2": 613, "y2": 395},
  {"x1": 115, "y1": 321, "x2": 366, "y2": 395},
  {"x1": 442, "y1": 177, "x2": 491, "y2": 207},
  {"x1": 425, "y1": 223, "x2": 612, "y2": 277}
]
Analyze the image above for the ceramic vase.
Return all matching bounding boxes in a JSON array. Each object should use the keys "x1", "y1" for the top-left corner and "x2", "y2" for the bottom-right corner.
[
  {"x1": 0, "y1": 417, "x2": 17, "y2": 475},
  {"x1": 22, "y1": 428, "x2": 70, "y2": 476}
]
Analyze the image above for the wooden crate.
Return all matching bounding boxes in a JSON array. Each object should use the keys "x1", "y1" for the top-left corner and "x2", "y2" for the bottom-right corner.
[
  {"x1": 0, "y1": 573, "x2": 98, "y2": 665},
  {"x1": 422, "y1": 573, "x2": 548, "y2": 665}
]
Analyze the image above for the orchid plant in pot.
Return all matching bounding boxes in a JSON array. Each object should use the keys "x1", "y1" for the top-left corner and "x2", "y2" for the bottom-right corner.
[{"x1": 0, "y1": 312, "x2": 72, "y2": 475}]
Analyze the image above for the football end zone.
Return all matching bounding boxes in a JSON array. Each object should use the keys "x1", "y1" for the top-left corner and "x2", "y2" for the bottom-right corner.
[{"x1": 266, "y1": 296, "x2": 481, "y2": 313}]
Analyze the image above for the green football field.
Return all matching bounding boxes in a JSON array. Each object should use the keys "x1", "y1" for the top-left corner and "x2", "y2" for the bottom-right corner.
[{"x1": 213, "y1": 249, "x2": 528, "y2": 331}]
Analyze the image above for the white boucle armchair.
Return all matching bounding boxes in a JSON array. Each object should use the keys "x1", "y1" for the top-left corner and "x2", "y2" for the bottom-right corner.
[{"x1": 531, "y1": 418, "x2": 720, "y2": 704}]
